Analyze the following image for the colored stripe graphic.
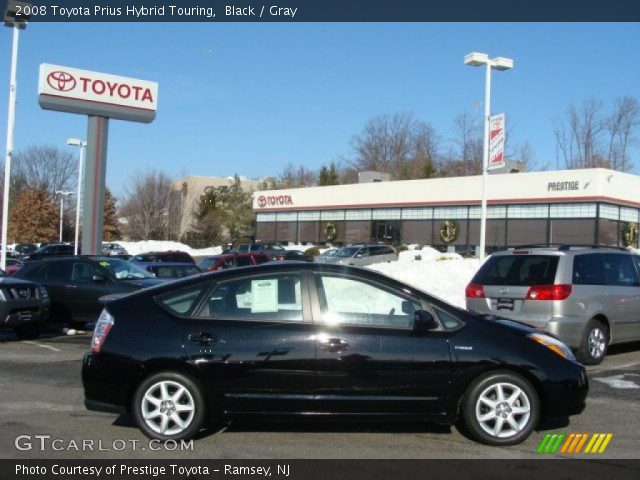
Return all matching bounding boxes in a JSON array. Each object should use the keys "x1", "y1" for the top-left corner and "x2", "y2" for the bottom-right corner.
[{"x1": 538, "y1": 433, "x2": 613, "y2": 454}]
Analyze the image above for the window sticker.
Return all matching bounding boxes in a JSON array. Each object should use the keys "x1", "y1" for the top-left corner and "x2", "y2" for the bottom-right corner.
[{"x1": 251, "y1": 279, "x2": 278, "y2": 313}]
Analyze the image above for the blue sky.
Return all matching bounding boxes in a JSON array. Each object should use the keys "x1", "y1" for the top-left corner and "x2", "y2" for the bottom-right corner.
[{"x1": 1, "y1": 22, "x2": 639, "y2": 197}]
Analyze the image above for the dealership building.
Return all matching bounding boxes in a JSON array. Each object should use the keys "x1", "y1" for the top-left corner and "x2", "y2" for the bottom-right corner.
[{"x1": 252, "y1": 168, "x2": 640, "y2": 252}]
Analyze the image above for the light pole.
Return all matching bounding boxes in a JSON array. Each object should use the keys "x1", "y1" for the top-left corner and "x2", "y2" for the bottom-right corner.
[
  {"x1": 464, "y1": 52, "x2": 513, "y2": 261},
  {"x1": 1, "y1": 1, "x2": 29, "y2": 270},
  {"x1": 67, "y1": 138, "x2": 86, "y2": 254},
  {"x1": 55, "y1": 191, "x2": 73, "y2": 242}
]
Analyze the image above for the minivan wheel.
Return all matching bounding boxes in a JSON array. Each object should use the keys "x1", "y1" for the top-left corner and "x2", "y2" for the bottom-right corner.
[
  {"x1": 576, "y1": 319, "x2": 608, "y2": 365},
  {"x1": 460, "y1": 372, "x2": 539, "y2": 446},
  {"x1": 133, "y1": 372, "x2": 205, "y2": 441}
]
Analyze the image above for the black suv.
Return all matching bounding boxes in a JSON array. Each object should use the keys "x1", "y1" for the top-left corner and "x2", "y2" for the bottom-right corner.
[
  {"x1": 13, "y1": 256, "x2": 167, "y2": 326},
  {"x1": 24, "y1": 243, "x2": 74, "y2": 261},
  {"x1": 129, "y1": 251, "x2": 195, "y2": 264},
  {"x1": 0, "y1": 270, "x2": 50, "y2": 338}
]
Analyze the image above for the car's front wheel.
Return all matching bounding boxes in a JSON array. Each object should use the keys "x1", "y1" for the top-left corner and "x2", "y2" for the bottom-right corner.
[
  {"x1": 132, "y1": 372, "x2": 205, "y2": 441},
  {"x1": 460, "y1": 372, "x2": 540, "y2": 445}
]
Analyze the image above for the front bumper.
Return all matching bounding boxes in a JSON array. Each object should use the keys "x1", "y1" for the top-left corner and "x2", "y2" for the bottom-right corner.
[
  {"x1": 1, "y1": 300, "x2": 50, "y2": 328},
  {"x1": 543, "y1": 365, "x2": 589, "y2": 419}
]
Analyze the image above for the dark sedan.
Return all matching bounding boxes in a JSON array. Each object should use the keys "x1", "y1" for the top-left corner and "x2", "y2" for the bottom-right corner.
[
  {"x1": 272, "y1": 249, "x2": 313, "y2": 262},
  {"x1": 14, "y1": 256, "x2": 166, "y2": 326},
  {"x1": 82, "y1": 263, "x2": 587, "y2": 445}
]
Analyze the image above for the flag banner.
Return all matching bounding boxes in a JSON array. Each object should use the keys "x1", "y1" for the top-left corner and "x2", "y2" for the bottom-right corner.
[{"x1": 488, "y1": 113, "x2": 506, "y2": 171}]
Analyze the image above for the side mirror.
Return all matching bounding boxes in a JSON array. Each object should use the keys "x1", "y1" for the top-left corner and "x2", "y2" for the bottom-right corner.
[
  {"x1": 413, "y1": 310, "x2": 439, "y2": 333},
  {"x1": 92, "y1": 273, "x2": 107, "y2": 283}
]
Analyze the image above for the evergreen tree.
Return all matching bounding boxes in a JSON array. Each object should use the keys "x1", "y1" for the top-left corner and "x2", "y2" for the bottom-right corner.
[{"x1": 103, "y1": 187, "x2": 120, "y2": 241}]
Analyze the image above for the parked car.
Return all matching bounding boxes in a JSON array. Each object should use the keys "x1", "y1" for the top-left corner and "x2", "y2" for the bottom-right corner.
[
  {"x1": 0, "y1": 268, "x2": 50, "y2": 338},
  {"x1": 4, "y1": 258, "x2": 25, "y2": 275},
  {"x1": 137, "y1": 262, "x2": 202, "y2": 279},
  {"x1": 325, "y1": 245, "x2": 398, "y2": 267},
  {"x1": 23, "y1": 243, "x2": 74, "y2": 261},
  {"x1": 197, "y1": 253, "x2": 270, "y2": 271},
  {"x1": 13, "y1": 256, "x2": 167, "y2": 326},
  {"x1": 83, "y1": 262, "x2": 587, "y2": 445},
  {"x1": 130, "y1": 251, "x2": 195, "y2": 264},
  {"x1": 102, "y1": 243, "x2": 128, "y2": 256},
  {"x1": 9, "y1": 243, "x2": 38, "y2": 259},
  {"x1": 466, "y1": 245, "x2": 640, "y2": 365},
  {"x1": 315, "y1": 248, "x2": 340, "y2": 263},
  {"x1": 272, "y1": 250, "x2": 313, "y2": 262},
  {"x1": 233, "y1": 242, "x2": 286, "y2": 259}
]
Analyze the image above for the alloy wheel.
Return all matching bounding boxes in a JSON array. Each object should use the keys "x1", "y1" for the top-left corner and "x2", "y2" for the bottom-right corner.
[
  {"x1": 588, "y1": 327, "x2": 606, "y2": 360},
  {"x1": 141, "y1": 380, "x2": 195, "y2": 436},
  {"x1": 475, "y1": 382, "x2": 532, "y2": 439}
]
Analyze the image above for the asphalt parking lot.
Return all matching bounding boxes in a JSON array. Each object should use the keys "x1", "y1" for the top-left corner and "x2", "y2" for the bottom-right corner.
[{"x1": 0, "y1": 327, "x2": 639, "y2": 459}]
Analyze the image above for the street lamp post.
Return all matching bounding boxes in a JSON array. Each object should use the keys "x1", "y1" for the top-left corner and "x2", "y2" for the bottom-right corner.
[
  {"x1": 1, "y1": 1, "x2": 30, "y2": 270},
  {"x1": 464, "y1": 52, "x2": 513, "y2": 261},
  {"x1": 56, "y1": 191, "x2": 73, "y2": 242},
  {"x1": 67, "y1": 138, "x2": 86, "y2": 254}
]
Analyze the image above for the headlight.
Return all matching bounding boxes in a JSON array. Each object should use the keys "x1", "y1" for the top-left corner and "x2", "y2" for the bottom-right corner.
[
  {"x1": 37, "y1": 285, "x2": 48, "y2": 299},
  {"x1": 0, "y1": 289, "x2": 5, "y2": 301},
  {"x1": 529, "y1": 332, "x2": 576, "y2": 362}
]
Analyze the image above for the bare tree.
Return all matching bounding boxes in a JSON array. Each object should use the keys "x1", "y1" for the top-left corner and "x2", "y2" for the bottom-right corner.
[
  {"x1": 11, "y1": 145, "x2": 77, "y2": 198},
  {"x1": 348, "y1": 112, "x2": 440, "y2": 180},
  {"x1": 277, "y1": 162, "x2": 316, "y2": 188},
  {"x1": 442, "y1": 111, "x2": 483, "y2": 176},
  {"x1": 120, "y1": 169, "x2": 175, "y2": 240},
  {"x1": 555, "y1": 98, "x2": 608, "y2": 169},
  {"x1": 606, "y1": 96, "x2": 640, "y2": 172}
]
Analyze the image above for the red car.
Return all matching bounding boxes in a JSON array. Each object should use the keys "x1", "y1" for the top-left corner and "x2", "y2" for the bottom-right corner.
[
  {"x1": 4, "y1": 258, "x2": 25, "y2": 275},
  {"x1": 197, "y1": 253, "x2": 270, "y2": 271}
]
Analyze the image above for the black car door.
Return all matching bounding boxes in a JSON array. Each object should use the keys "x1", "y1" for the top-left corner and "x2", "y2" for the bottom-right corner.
[
  {"x1": 311, "y1": 271, "x2": 451, "y2": 416},
  {"x1": 65, "y1": 260, "x2": 115, "y2": 322},
  {"x1": 184, "y1": 270, "x2": 318, "y2": 414}
]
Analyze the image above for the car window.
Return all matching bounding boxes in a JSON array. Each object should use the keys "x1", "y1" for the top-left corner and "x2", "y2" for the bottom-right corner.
[
  {"x1": 99, "y1": 258, "x2": 155, "y2": 279},
  {"x1": 196, "y1": 273, "x2": 303, "y2": 322},
  {"x1": 157, "y1": 285, "x2": 207, "y2": 315},
  {"x1": 45, "y1": 262, "x2": 71, "y2": 282},
  {"x1": 71, "y1": 262, "x2": 103, "y2": 283},
  {"x1": 573, "y1": 254, "x2": 605, "y2": 285},
  {"x1": 198, "y1": 258, "x2": 217, "y2": 270},
  {"x1": 603, "y1": 254, "x2": 639, "y2": 287},
  {"x1": 433, "y1": 306, "x2": 464, "y2": 330},
  {"x1": 235, "y1": 256, "x2": 252, "y2": 267},
  {"x1": 237, "y1": 245, "x2": 249, "y2": 253},
  {"x1": 177, "y1": 266, "x2": 200, "y2": 277},
  {"x1": 472, "y1": 255, "x2": 559, "y2": 286},
  {"x1": 153, "y1": 266, "x2": 175, "y2": 278},
  {"x1": 316, "y1": 274, "x2": 421, "y2": 329}
]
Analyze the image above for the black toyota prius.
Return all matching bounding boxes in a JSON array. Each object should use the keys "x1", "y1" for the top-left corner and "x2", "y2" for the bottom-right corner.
[{"x1": 82, "y1": 263, "x2": 588, "y2": 445}]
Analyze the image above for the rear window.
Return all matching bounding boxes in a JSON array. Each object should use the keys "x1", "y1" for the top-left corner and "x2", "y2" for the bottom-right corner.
[{"x1": 473, "y1": 255, "x2": 559, "y2": 286}]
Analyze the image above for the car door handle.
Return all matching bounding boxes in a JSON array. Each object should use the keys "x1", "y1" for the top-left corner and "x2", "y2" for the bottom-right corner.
[
  {"x1": 188, "y1": 332, "x2": 218, "y2": 346},
  {"x1": 318, "y1": 337, "x2": 349, "y2": 352}
]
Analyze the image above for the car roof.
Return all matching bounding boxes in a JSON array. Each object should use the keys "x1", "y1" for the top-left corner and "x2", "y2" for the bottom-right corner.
[{"x1": 491, "y1": 245, "x2": 633, "y2": 256}]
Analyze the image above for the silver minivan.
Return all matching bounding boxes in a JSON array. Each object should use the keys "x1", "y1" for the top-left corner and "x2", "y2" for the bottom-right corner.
[
  {"x1": 325, "y1": 244, "x2": 398, "y2": 267},
  {"x1": 466, "y1": 246, "x2": 640, "y2": 365}
]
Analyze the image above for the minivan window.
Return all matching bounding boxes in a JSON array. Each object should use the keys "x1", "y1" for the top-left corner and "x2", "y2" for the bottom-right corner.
[
  {"x1": 335, "y1": 247, "x2": 360, "y2": 258},
  {"x1": 235, "y1": 256, "x2": 252, "y2": 267},
  {"x1": 573, "y1": 254, "x2": 605, "y2": 285},
  {"x1": 472, "y1": 255, "x2": 559, "y2": 286},
  {"x1": 603, "y1": 254, "x2": 639, "y2": 287}
]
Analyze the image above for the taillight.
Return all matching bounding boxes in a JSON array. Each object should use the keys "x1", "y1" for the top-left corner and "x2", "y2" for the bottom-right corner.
[
  {"x1": 91, "y1": 309, "x2": 114, "y2": 353},
  {"x1": 525, "y1": 284, "x2": 572, "y2": 301},
  {"x1": 465, "y1": 283, "x2": 485, "y2": 298}
]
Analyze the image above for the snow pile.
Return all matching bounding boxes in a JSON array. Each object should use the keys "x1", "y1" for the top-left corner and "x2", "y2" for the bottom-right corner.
[
  {"x1": 367, "y1": 247, "x2": 481, "y2": 308},
  {"x1": 118, "y1": 240, "x2": 222, "y2": 257}
]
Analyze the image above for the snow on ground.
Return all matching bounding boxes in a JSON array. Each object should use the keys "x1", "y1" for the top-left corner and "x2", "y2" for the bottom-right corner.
[
  {"x1": 367, "y1": 246, "x2": 481, "y2": 308},
  {"x1": 118, "y1": 240, "x2": 222, "y2": 257}
]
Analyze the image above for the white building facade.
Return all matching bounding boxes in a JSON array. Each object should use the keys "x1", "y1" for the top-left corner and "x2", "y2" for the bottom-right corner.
[{"x1": 252, "y1": 168, "x2": 640, "y2": 252}]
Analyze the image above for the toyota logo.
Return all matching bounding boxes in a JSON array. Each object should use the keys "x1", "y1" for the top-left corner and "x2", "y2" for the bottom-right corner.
[
  {"x1": 257, "y1": 195, "x2": 267, "y2": 208},
  {"x1": 46, "y1": 71, "x2": 77, "y2": 92}
]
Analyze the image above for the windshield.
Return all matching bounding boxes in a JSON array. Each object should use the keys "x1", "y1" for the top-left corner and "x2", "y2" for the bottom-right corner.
[
  {"x1": 335, "y1": 247, "x2": 360, "y2": 258},
  {"x1": 321, "y1": 249, "x2": 338, "y2": 257},
  {"x1": 98, "y1": 258, "x2": 155, "y2": 280}
]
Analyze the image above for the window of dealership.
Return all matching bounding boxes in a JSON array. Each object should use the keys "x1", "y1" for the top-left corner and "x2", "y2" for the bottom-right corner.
[{"x1": 253, "y1": 169, "x2": 640, "y2": 252}]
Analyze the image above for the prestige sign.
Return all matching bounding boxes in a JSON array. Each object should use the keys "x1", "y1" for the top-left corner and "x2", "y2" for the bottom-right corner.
[{"x1": 38, "y1": 64, "x2": 158, "y2": 123}]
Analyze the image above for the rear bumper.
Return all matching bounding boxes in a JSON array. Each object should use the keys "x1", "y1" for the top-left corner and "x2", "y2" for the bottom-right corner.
[
  {"x1": 545, "y1": 316, "x2": 587, "y2": 348},
  {"x1": 82, "y1": 352, "x2": 138, "y2": 413}
]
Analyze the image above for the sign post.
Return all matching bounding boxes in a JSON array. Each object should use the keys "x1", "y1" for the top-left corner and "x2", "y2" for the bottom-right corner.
[{"x1": 38, "y1": 64, "x2": 157, "y2": 255}]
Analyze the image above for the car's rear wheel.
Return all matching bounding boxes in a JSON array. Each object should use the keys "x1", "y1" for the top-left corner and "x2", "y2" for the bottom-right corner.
[
  {"x1": 576, "y1": 319, "x2": 608, "y2": 365},
  {"x1": 460, "y1": 372, "x2": 539, "y2": 445},
  {"x1": 133, "y1": 372, "x2": 205, "y2": 441}
]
